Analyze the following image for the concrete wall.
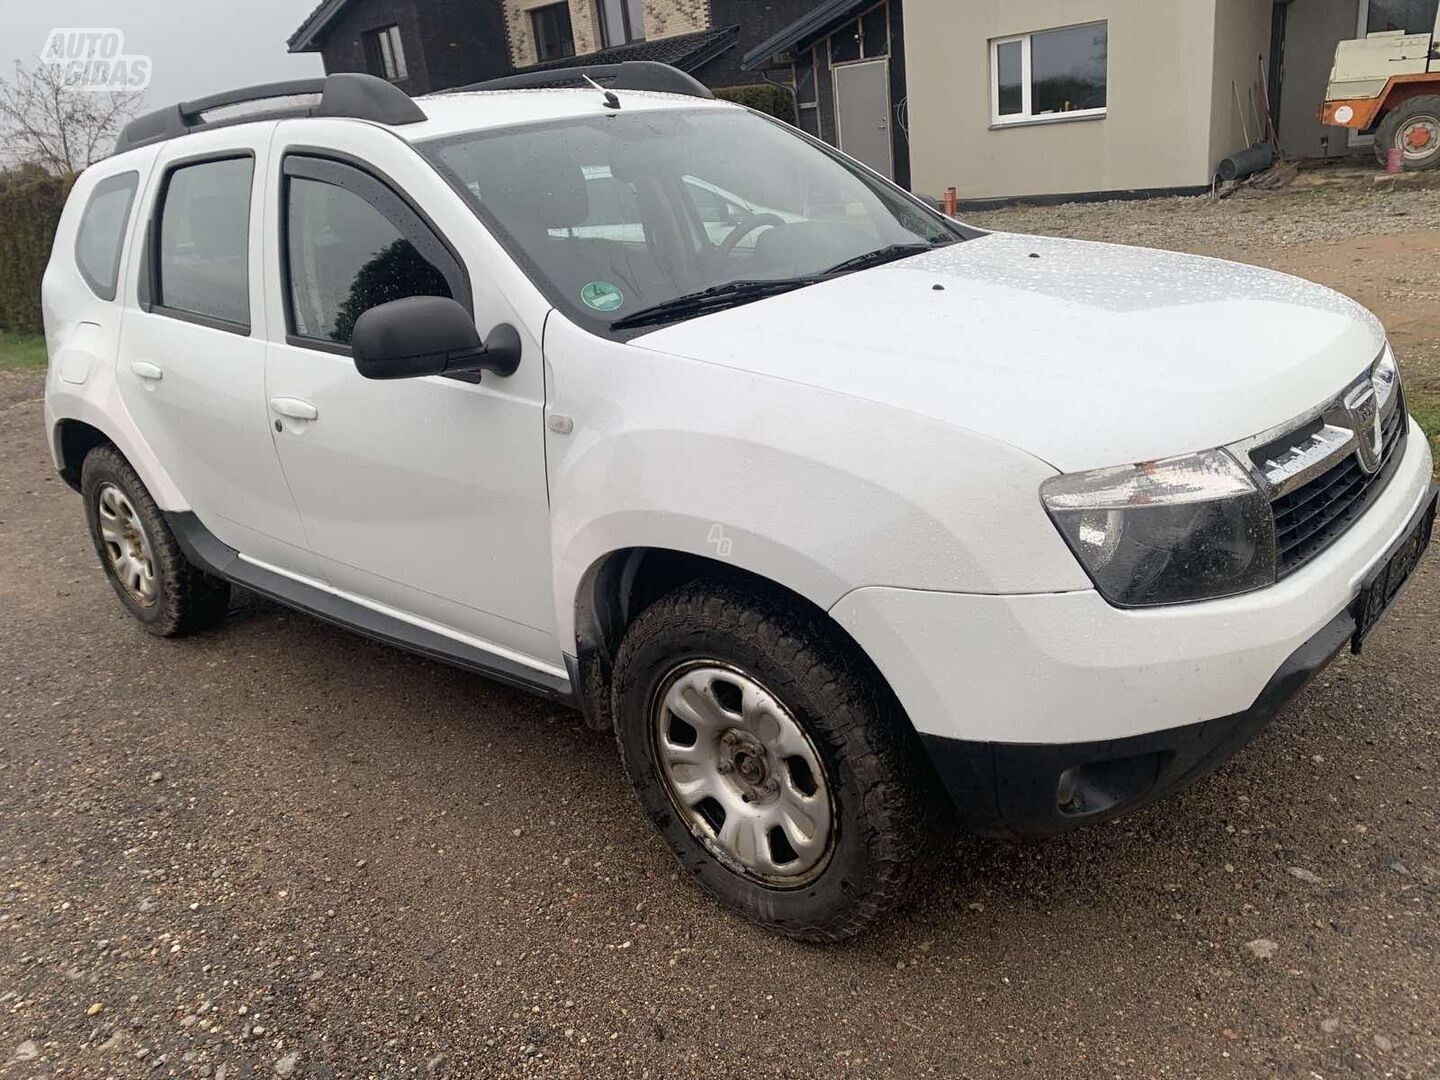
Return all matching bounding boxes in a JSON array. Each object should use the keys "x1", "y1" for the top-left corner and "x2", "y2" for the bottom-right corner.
[
  {"x1": 904, "y1": 0, "x2": 1220, "y2": 201},
  {"x1": 1208, "y1": 0, "x2": 1274, "y2": 167},
  {"x1": 503, "y1": 0, "x2": 710, "y2": 68},
  {"x1": 1277, "y1": 0, "x2": 1362, "y2": 159}
]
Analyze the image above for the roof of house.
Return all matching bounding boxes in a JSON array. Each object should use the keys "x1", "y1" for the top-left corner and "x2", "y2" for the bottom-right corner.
[
  {"x1": 288, "y1": 0, "x2": 352, "y2": 51},
  {"x1": 522, "y1": 25, "x2": 739, "y2": 74},
  {"x1": 741, "y1": 0, "x2": 873, "y2": 70}
]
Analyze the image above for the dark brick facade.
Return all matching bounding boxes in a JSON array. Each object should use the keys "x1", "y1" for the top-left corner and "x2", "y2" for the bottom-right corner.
[
  {"x1": 302, "y1": 0, "x2": 512, "y2": 95},
  {"x1": 692, "y1": 0, "x2": 818, "y2": 90},
  {"x1": 296, "y1": 0, "x2": 818, "y2": 97}
]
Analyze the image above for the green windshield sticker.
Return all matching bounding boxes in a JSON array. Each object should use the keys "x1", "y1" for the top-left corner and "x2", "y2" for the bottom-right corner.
[{"x1": 580, "y1": 281, "x2": 624, "y2": 312}]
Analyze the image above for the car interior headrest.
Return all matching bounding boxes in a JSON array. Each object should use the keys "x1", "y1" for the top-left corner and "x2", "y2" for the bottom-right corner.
[{"x1": 476, "y1": 150, "x2": 590, "y2": 231}]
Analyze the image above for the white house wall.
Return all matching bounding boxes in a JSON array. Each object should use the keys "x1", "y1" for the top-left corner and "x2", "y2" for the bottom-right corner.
[{"x1": 904, "y1": 0, "x2": 1225, "y2": 200}]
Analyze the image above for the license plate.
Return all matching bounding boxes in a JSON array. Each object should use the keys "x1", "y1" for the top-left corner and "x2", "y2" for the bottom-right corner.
[{"x1": 1352, "y1": 487, "x2": 1438, "y2": 653}]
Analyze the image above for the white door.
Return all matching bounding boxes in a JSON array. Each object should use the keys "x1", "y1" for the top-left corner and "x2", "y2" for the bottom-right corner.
[
  {"x1": 834, "y1": 60, "x2": 894, "y2": 179},
  {"x1": 260, "y1": 122, "x2": 559, "y2": 667},
  {"x1": 116, "y1": 124, "x2": 314, "y2": 573}
]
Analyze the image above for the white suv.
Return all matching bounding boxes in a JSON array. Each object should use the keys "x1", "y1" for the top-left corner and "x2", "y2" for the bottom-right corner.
[{"x1": 43, "y1": 65, "x2": 1437, "y2": 940}]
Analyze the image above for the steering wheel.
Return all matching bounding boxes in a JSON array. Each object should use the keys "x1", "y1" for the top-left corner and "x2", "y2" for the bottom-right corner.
[{"x1": 715, "y1": 212, "x2": 785, "y2": 259}]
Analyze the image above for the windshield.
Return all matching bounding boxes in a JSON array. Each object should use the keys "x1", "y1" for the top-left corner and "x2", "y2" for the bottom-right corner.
[{"x1": 419, "y1": 107, "x2": 968, "y2": 336}]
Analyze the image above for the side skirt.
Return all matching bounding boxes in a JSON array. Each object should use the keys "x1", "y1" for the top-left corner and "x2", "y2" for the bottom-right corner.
[{"x1": 166, "y1": 512, "x2": 577, "y2": 707}]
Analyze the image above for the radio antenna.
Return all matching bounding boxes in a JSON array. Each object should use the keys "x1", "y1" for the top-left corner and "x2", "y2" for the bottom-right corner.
[{"x1": 582, "y1": 73, "x2": 621, "y2": 110}]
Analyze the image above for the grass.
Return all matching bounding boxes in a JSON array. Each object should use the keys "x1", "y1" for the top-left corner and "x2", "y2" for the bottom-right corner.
[
  {"x1": 1412, "y1": 397, "x2": 1440, "y2": 478},
  {"x1": 0, "y1": 332, "x2": 47, "y2": 371}
]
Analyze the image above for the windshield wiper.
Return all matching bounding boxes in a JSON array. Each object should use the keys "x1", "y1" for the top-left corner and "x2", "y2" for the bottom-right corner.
[
  {"x1": 609, "y1": 277, "x2": 822, "y2": 331},
  {"x1": 822, "y1": 239, "x2": 956, "y2": 277},
  {"x1": 608, "y1": 238, "x2": 959, "y2": 331}
]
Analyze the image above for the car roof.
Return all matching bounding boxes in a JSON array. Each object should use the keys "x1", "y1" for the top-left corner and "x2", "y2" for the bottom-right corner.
[
  {"x1": 399, "y1": 87, "x2": 733, "y2": 144},
  {"x1": 106, "y1": 66, "x2": 737, "y2": 162},
  {"x1": 99, "y1": 87, "x2": 733, "y2": 175}
]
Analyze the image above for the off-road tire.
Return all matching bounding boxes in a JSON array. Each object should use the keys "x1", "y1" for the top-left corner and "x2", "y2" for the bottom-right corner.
[
  {"x1": 1374, "y1": 95, "x2": 1440, "y2": 171},
  {"x1": 80, "y1": 445, "x2": 230, "y2": 637},
  {"x1": 611, "y1": 579, "x2": 930, "y2": 941}
]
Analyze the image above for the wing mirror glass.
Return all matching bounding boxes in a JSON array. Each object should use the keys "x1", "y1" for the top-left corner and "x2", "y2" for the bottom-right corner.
[{"x1": 350, "y1": 295, "x2": 521, "y2": 381}]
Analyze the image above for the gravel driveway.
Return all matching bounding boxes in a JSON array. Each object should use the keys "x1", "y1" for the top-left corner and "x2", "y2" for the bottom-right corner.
[{"x1": 2, "y1": 181, "x2": 1438, "y2": 1079}]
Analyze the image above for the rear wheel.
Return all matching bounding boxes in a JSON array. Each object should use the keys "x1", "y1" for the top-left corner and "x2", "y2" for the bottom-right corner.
[
  {"x1": 80, "y1": 446, "x2": 230, "y2": 636},
  {"x1": 610, "y1": 580, "x2": 929, "y2": 941},
  {"x1": 1375, "y1": 96, "x2": 1440, "y2": 170}
]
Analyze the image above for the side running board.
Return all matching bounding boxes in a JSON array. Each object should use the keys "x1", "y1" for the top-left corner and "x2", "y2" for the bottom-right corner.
[{"x1": 165, "y1": 512, "x2": 576, "y2": 706}]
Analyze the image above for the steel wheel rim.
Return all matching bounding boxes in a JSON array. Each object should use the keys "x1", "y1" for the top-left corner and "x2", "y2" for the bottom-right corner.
[
  {"x1": 650, "y1": 660, "x2": 835, "y2": 887},
  {"x1": 1398, "y1": 115, "x2": 1440, "y2": 161},
  {"x1": 97, "y1": 483, "x2": 157, "y2": 606}
]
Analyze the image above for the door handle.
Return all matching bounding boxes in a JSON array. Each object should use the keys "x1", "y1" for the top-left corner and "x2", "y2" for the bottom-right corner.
[
  {"x1": 270, "y1": 397, "x2": 318, "y2": 421},
  {"x1": 130, "y1": 361, "x2": 164, "y2": 381}
]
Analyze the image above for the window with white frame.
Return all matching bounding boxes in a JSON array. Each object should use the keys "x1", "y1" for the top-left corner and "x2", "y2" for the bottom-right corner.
[{"x1": 991, "y1": 21, "x2": 1107, "y2": 125}]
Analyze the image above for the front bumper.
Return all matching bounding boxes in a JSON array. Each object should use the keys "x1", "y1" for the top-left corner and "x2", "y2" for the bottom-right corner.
[
  {"x1": 920, "y1": 604, "x2": 1355, "y2": 838},
  {"x1": 925, "y1": 471, "x2": 1433, "y2": 837},
  {"x1": 830, "y1": 419, "x2": 1434, "y2": 836}
]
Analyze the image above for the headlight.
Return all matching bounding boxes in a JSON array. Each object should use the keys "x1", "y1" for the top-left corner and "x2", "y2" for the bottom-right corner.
[
  {"x1": 1041, "y1": 450, "x2": 1275, "y2": 607},
  {"x1": 1372, "y1": 344, "x2": 1400, "y2": 410}
]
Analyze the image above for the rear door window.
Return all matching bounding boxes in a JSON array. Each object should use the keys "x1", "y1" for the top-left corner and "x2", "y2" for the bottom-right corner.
[
  {"x1": 154, "y1": 156, "x2": 254, "y2": 329},
  {"x1": 75, "y1": 171, "x2": 139, "y2": 301}
]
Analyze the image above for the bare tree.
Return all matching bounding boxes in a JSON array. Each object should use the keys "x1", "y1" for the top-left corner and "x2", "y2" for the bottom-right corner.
[{"x1": 0, "y1": 60, "x2": 141, "y2": 176}]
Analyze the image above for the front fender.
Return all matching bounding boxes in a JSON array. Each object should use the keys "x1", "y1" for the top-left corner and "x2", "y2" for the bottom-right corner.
[{"x1": 543, "y1": 316, "x2": 1087, "y2": 650}]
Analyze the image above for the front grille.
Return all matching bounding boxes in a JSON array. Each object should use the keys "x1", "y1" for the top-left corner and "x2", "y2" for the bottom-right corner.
[{"x1": 1272, "y1": 396, "x2": 1407, "y2": 577}]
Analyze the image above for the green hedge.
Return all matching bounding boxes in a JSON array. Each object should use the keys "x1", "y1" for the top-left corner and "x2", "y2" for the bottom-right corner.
[
  {"x1": 713, "y1": 83, "x2": 795, "y2": 122},
  {"x1": 0, "y1": 174, "x2": 72, "y2": 334}
]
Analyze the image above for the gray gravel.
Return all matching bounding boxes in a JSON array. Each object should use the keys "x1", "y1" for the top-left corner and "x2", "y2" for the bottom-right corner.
[
  {"x1": 2, "y1": 222, "x2": 1439, "y2": 1080},
  {"x1": 966, "y1": 171, "x2": 1440, "y2": 253}
]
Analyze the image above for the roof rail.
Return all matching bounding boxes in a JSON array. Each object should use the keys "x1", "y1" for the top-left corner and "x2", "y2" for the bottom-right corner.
[
  {"x1": 447, "y1": 60, "x2": 714, "y2": 100},
  {"x1": 112, "y1": 72, "x2": 427, "y2": 156}
]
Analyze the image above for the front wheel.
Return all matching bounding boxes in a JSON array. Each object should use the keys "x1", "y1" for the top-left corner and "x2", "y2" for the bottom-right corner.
[
  {"x1": 611, "y1": 580, "x2": 929, "y2": 940},
  {"x1": 1375, "y1": 95, "x2": 1440, "y2": 171}
]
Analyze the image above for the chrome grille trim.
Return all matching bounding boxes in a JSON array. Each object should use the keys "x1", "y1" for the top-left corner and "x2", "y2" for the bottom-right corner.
[
  {"x1": 1270, "y1": 398, "x2": 1407, "y2": 577},
  {"x1": 1224, "y1": 347, "x2": 1398, "y2": 500}
]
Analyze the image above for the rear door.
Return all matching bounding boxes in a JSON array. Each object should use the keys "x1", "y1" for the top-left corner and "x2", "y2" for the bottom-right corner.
[
  {"x1": 116, "y1": 124, "x2": 313, "y2": 573},
  {"x1": 260, "y1": 120, "x2": 559, "y2": 667}
]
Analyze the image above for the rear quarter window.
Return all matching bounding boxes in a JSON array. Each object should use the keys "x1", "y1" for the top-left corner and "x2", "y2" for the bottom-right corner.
[{"x1": 75, "y1": 171, "x2": 139, "y2": 301}]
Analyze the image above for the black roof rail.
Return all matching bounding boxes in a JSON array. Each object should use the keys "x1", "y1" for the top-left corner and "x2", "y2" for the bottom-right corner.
[
  {"x1": 112, "y1": 72, "x2": 426, "y2": 156},
  {"x1": 447, "y1": 60, "x2": 714, "y2": 100}
]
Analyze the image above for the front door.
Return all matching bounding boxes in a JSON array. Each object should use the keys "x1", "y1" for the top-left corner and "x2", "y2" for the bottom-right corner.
[
  {"x1": 261, "y1": 122, "x2": 559, "y2": 668},
  {"x1": 834, "y1": 60, "x2": 894, "y2": 179}
]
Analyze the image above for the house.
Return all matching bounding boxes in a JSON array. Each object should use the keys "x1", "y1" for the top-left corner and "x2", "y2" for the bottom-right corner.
[
  {"x1": 290, "y1": 0, "x2": 1432, "y2": 202},
  {"x1": 741, "y1": 0, "x2": 912, "y2": 186},
  {"x1": 288, "y1": 0, "x2": 512, "y2": 96},
  {"x1": 288, "y1": 0, "x2": 819, "y2": 98},
  {"x1": 742, "y1": 0, "x2": 1430, "y2": 204}
]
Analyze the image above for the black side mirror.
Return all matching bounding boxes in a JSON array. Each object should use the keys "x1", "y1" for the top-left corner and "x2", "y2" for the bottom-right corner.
[{"x1": 351, "y1": 295, "x2": 522, "y2": 381}]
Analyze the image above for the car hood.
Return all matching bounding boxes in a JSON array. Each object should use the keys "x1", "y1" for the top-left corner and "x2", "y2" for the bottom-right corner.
[{"x1": 630, "y1": 232, "x2": 1385, "y2": 473}]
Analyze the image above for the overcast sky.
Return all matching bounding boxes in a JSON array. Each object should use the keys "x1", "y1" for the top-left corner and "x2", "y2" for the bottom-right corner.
[{"x1": 3, "y1": 0, "x2": 325, "y2": 109}]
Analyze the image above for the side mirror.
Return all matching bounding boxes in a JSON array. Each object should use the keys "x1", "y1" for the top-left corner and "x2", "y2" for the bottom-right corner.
[{"x1": 351, "y1": 295, "x2": 522, "y2": 381}]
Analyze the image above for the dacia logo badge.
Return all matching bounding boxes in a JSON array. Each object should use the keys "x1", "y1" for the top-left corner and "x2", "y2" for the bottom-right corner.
[{"x1": 1343, "y1": 379, "x2": 1383, "y2": 475}]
